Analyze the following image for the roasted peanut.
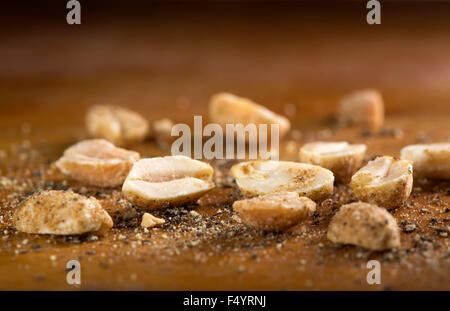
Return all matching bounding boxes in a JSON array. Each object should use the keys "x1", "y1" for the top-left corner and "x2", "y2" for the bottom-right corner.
[
  {"x1": 55, "y1": 139, "x2": 140, "y2": 187},
  {"x1": 401, "y1": 143, "x2": 450, "y2": 179},
  {"x1": 350, "y1": 156, "x2": 413, "y2": 209},
  {"x1": 327, "y1": 202, "x2": 400, "y2": 250},
  {"x1": 299, "y1": 141, "x2": 366, "y2": 182},
  {"x1": 233, "y1": 192, "x2": 316, "y2": 231},
  {"x1": 338, "y1": 89, "x2": 384, "y2": 133},
  {"x1": 86, "y1": 105, "x2": 150, "y2": 146},
  {"x1": 14, "y1": 190, "x2": 113, "y2": 235},
  {"x1": 231, "y1": 160, "x2": 334, "y2": 200},
  {"x1": 153, "y1": 118, "x2": 175, "y2": 150},
  {"x1": 122, "y1": 155, "x2": 214, "y2": 210},
  {"x1": 209, "y1": 92, "x2": 291, "y2": 139}
]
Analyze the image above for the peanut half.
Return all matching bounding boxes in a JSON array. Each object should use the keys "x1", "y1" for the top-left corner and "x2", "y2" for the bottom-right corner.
[
  {"x1": 55, "y1": 139, "x2": 140, "y2": 187},
  {"x1": 122, "y1": 155, "x2": 215, "y2": 210},
  {"x1": 14, "y1": 190, "x2": 113, "y2": 235},
  {"x1": 338, "y1": 89, "x2": 384, "y2": 133},
  {"x1": 401, "y1": 143, "x2": 450, "y2": 179},
  {"x1": 231, "y1": 160, "x2": 334, "y2": 201},
  {"x1": 233, "y1": 192, "x2": 316, "y2": 231},
  {"x1": 86, "y1": 105, "x2": 150, "y2": 146},
  {"x1": 209, "y1": 92, "x2": 291, "y2": 139},
  {"x1": 327, "y1": 202, "x2": 400, "y2": 250},
  {"x1": 350, "y1": 156, "x2": 413, "y2": 209},
  {"x1": 299, "y1": 141, "x2": 366, "y2": 182}
]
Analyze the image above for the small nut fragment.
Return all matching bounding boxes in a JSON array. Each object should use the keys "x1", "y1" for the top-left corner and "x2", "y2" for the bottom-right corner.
[
  {"x1": 140, "y1": 213, "x2": 165, "y2": 228},
  {"x1": 153, "y1": 118, "x2": 175, "y2": 150},
  {"x1": 209, "y1": 92, "x2": 291, "y2": 139},
  {"x1": 55, "y1": 139, "x2": 140, "y2": 187},
  {"x1": 400, "y1": 143, "x2": 450, "y2": 179},
  {"x1": 233, "y1": 192, "x2": 316, "y2": 231},
  {"x1": 338, "y1": 89, "x2": 384, "y2": 133},
  {"x1": 299, "y1": 141, "x2": 366, "y2": 182},
  {"x1": 14, "y1": 190, "x2": 113, "y2": 235},
  {"x1": 327, "y1": 202, "x2": 400, "y2": 250},
  {"x1": 350, "y1": 156, "x2": 413, "y2": 209},
  {"x1": 86, "y1": 105, "x2": 149, "y2": 146},
  {"x1": 231, "y1": 160, "x2": 334, "y2": 201},
  {"x1": 122, "y1": 155, "x2": 215, "y2": 210}
]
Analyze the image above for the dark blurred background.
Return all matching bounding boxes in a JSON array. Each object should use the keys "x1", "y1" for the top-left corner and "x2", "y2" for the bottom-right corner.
[{"x1": 1, "y1": 1, "x2": 449, "y2": 129}]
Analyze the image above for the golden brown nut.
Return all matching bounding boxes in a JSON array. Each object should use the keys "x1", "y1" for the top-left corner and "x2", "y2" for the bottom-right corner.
[
  {"x1": 327, "y1": 202, "x2": 400, "y2": 250},
  {"x1": 299, "y1": 141, "x2": 366, "y2": 182},
  {"x1": 14, "y1": 190, "x2": 113, "y2": 235},
  {"x1": 338, "y1": 89, "x2": 384, "y2": 133},
  {"x1": 350, "y1": 156, "x2": 413, "y2": 209},
  {"x1": 55, "y1": 139, "x2": 140, "y2": 187},
  {"x1": 400, "y1": 143, "x2": 450, "y2": 179},
  {"x1": 153, "y1": 118, "x2": 175, "y2": 150},
  {"x1": 233, "y1": 192, "x2": 316, "y2": 231},
  {"x1": 122, "y1": 156, "x2": 214, "y2": 210},
  {"x1": 86, "y1": 105, "x2": 150, "y2": 146},
  {"x1": 209, "y1": 92, "x2": 291, "y2": 139},
  {"x1": 231, "y1": 160, "x2": 334, "y2": 201}
]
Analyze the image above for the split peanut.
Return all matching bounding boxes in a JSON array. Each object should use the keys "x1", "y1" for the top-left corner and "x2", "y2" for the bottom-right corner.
[
  {"x1": 209, "y1": 92, "x2": 291, "y2": 139},
  {"x1": 233, "y1": 192, "x2": 316, "y2": 231},
  {"x1": 299, "y1": 141, "x2": 366, "y2": 182},
  {"x1": 14, "y1": 190, "x2": 113, "y2": 235},
  {"x1": 122, "y1": 155, "x2": 215, "y2": 210},
  {"x1": 55, "y1": 139, "x2": 140, "y2": 187},
  {"x1": 350, "y1": 156, "x2": 413, "y2": 209},
  {"x1": 400, "y1": 143, "x2": 450, "y2": 179},
  {"x1": 231, "y1": 160, "x2": 334, "y2": 201},
  {"x1": 86, "y1": 105, "x2": 150, "y2": 146},
  {"x1": 338, "y1": 89, "x2": 384, "y2": 133},
  {"x1": 327, "y1": 202, "x2": 400, "y2": 250}
]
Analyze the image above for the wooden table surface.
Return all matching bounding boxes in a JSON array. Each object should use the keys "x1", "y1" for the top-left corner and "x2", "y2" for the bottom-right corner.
[{"x1": 0, "y1": 1, "x2": 449, "y2": 290}]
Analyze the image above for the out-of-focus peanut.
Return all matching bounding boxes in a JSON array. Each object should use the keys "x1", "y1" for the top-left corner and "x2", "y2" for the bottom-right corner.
[
  {"x1": 209, "y1": 92, "x2": 291, "y2": 139},
  {"x1": 338, "y1": 89, "x2": 384, "y2": 133},
  {"x1": 86, "y1": 105, "x2": 149, "y2": 146},
  {"x1": 401, "y1": 143, "x2": 450, "y2": 179},
  {"x1": 299, "y1": 141, "x2": 366, "y2": 182}
]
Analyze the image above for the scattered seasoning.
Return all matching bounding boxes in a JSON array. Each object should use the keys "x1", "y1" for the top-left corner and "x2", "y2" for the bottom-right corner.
[
  {"x1": 87, "y1": 235, "x2": 99, "y2": 242},
  {"x1": 0, "y1": 151, "x2": 449, "y2": 289},
  {"x1": 401, "y1": 221, "x2": 417, "y2": 233},
  {"x1": 190, "y1": 210, "x2": 201, "y2": 218}
]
